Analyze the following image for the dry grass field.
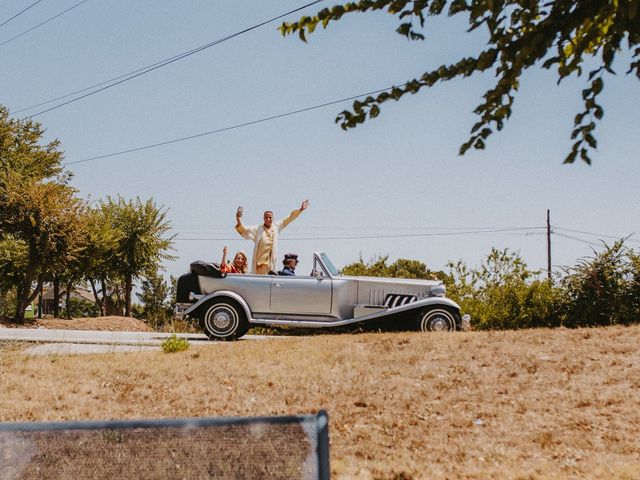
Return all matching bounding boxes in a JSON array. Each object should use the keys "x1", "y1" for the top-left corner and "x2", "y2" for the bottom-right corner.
[{"x1": 1, "y1": 325, "x2": 639, "y2": 479}]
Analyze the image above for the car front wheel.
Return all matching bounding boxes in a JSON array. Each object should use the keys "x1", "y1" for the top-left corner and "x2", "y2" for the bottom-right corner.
[
  {"x1": 199, "y1": 300, "x2": 248, "y2": 341},
  {"x1": 416, "y1": 306, "x2": 460, "y2": 332}
]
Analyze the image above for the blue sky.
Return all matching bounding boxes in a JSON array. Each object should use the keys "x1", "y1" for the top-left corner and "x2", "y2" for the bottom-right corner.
[{"x1": 2, "y1": 0, "x2": 639, "y2": 280}]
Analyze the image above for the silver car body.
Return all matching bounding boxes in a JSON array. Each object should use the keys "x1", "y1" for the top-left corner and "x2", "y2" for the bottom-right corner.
[{"x1": 180, "y1": 252, "x2": 468, "y2": 329}]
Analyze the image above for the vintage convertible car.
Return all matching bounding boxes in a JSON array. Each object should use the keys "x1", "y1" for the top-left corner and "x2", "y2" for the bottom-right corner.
[{"x1": 175, "y1": 252, "x2": 470, "y2": 340}]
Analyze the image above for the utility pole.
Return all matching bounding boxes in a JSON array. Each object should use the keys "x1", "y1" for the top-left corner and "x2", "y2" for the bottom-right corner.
[{"x1": 546, "y1": 209, "x2": 552, "y2": 280}]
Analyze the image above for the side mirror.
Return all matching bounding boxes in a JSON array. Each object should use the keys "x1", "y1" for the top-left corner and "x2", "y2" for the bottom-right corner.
[{"x1": 311, "y1": 269, "x2": 325, "y2": 279}]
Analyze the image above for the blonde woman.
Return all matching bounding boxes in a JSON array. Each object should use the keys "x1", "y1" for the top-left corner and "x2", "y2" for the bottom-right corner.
[{"x1": 220, "y1": 246, "x2": 248, "y2": 274}]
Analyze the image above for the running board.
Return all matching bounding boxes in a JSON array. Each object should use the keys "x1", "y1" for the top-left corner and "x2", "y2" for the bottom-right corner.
[
  {"x1": 249, "y1": 317, "x2": 366, "y2": 328},
  {"x1": 250, "y1": 311, "x2": 471, "y2": 330}
]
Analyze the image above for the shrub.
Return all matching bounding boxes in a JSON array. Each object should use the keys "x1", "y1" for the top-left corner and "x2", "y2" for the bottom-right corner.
[
  {"x1": 66, "y1": 298, "x2": 100, "y2": 318},
  {"x1": 560, "y1": 240, "x2": 639, "y2": 327},
  {"x1": 161, "y1": 334, "x2": 189, "y2": 353},
  {"x1": 624, "y1": 251, "x2": 640, "y2": 321},
  {"x1": 0, "y1": 288, "x2": 17, "y2": 319},
  {"x1": 447, "y1": 248, "x2": 561, "y2": 330},
  {"x1": 342, "y1": 255, "x2": 448, "y2": 281},
  {"x1": 136, "y1": 271, "x2": 174, "y2": 330}
]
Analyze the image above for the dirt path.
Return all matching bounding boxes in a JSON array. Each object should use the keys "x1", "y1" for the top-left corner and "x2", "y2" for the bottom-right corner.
[{"x1": 0, "y1": 316, "x2": 151, "y2": 332}]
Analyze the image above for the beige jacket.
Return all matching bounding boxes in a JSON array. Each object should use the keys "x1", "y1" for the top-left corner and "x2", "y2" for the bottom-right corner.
[{"x1": 235, "y1": 209, "x2": 301, "y2": 273}]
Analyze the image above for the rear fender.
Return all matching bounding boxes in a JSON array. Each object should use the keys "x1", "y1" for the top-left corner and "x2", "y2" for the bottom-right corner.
[{"x1": 184, "y1": 290, "x2": 252, "y2": 320}]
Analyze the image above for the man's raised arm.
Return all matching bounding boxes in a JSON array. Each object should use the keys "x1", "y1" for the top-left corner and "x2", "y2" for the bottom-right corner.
[
  {"x1": 235, "y1": 206, "x2": 247, "y2": 236},
  {"x1": 279, "y1": 199, "x2": 309, "y2": 231}
]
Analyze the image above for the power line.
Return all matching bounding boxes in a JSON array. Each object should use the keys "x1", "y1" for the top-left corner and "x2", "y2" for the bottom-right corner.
[
  {"x1": 553, "y1": 232, "x2": 602, "y2": 247},
  {"x1": 0, "y1": 0, "x2": 89, "y2": 48},
  {"x1": 173, "y1": 227, "x2": 546, "y2": 241},
  {"x1": 13, "y1": 49, "x2": 189, "y2": 114},
  {"x1": 61, "y1": 84, "x2": 398, "y2": 166},
  {"x1": 172, "y1": 228, "x2": 547, "y2": 237},
  {"x1": 554, "y1": 226, "x2": 640, "y2": 244},
  {"x1": 171, "y1": 223, "x2": 544, "y2": 230},
  {"x1": 0, "y1": 0, "x2": 44, "y2": 29},
  {"x1": 22, "y1": 0, "x2": 324, "y2": 118}
]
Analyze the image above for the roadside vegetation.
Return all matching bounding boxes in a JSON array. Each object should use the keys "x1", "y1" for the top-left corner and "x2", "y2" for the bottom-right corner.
[
  {"x1": 0, "y1": 105, "x2": 174, "y2": 324},
  {"x1": 1, "y1": 105, "x2": 638, "y2": 333},
  {"x1": 160, "y1": 334, "x2": 190, "y2": 353},
  {"x1": 343, "y1": 240, "x2": 640, "y2": 331}
]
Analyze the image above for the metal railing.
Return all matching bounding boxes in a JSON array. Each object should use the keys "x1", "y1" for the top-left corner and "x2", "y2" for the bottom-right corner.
[{"x1": 0, "y1": 411, "x2": 329, "y2": 479}]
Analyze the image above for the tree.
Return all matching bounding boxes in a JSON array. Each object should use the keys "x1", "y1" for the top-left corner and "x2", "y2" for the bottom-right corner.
[
  {"x1": 0, "y1": 235, "x2": 27, "y2": 318},
  {"x1": 342, "y1": 254, "x2": 447, "y2": 280},
  {"x1": 0, "y1": 106, "x2": 64, "y2": 180},
  {"x1": 79, "y1": 206, "x2": 120, "y2": 316},
  {"x1": 0, "y1": 106, "x2": 83, "y2": 322},
  {"x1": 281, "y1": 1, "x2": 639, "y2": 164},
  {"x1": 0, "y1": 175, "x2": 85, "y2": 322},
  {"x1": 136, "y1": 270, "x2": 172, "y2": 329},
  {"x1": 100, "y1": 196, "x2": 175, "y2": 317}
]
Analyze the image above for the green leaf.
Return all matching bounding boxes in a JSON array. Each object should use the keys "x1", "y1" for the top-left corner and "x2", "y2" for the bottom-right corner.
[
  {"x1": 396, "y1": 22, "x2": 411, "y2": 37},
  {"x1": 580, "y1": 148, "x2": 591, "y2": 165},
  {"x1": 593, "y1": 106, "x2": 604, "y2": 120},
  {"x1": 563, "y1": 148, "x2": 578, "y2": 164},
  {"x1": 591, "y1": 77, "x2": 603, "y2": 95}
]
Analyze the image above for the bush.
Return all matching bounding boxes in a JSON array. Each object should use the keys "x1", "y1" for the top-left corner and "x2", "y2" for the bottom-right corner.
[
  {"x1": 67, "y1": 298, "x2": 100, "y2": 318},
  {"x1": 161, "y1": 334, "x2": 189, "y2": 353},
  {"x1": 342, "y1": 255, "x2": 448, "y2": 281},
  {"x1": 461, "y1": 279, "x2": 562, "y2": 330},
  {"x1": 342, "y1": 244, "x2": 640, "y2": 331},
  {"x1": 0, "y1": 288, "x2": 17, "y2": 319},
  {"x1": 447, "y1": 248, "x2": 561, "y2": 330},
  {"x1": 135, "y1": 271, "x2": 174, "y2": 330},
  {"x1": 560, "y1": 240, "x2": 640, "y2": 327},
  {"x1": 158, "y1": 316, "x2": 198, "y2": 334}
]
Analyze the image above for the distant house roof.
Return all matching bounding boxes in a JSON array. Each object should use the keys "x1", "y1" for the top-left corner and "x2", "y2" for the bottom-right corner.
[{"x1": 42, "y1": 286, "x2": 95, "y2": 303}]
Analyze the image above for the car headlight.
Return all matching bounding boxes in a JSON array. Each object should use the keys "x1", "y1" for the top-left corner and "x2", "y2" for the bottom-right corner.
[{"x1": 430, "y1": 284, "x2": 446, "y2": 297}]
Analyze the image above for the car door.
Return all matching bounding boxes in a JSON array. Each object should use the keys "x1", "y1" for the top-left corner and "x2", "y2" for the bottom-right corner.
[{"x1": 270, "y1": 275, "x2": 332, "y2": 315}]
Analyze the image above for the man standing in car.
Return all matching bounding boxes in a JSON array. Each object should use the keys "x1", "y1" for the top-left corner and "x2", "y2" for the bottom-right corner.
[{"x1": 235, "y1": 200, "x2": 309, "y2": 274}]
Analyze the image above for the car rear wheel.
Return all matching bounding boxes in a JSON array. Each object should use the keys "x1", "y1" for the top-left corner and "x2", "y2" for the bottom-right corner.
[
  {"x1": 416, "y1": 306, "x2": 460, "y2": 332},
  {"x1": 199, "y1": 299, "x2": 248, "y2": 341}
]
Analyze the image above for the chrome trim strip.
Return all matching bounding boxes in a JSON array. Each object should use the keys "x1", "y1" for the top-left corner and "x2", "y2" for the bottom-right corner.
[{"x1": 183, "y1": 283, "x2": 463, "y2": 330}]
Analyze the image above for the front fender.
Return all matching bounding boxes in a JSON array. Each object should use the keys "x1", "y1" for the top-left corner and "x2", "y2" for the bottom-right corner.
[
  {"x1": 184, "y1": 290, "x2": 253, "y2": 321},
  {"x1": 384, "y1": 296, "x2": 462, "y2": 315},
  {"x1": 347, "y1": 296, "x2": 462, "y2": 324}
]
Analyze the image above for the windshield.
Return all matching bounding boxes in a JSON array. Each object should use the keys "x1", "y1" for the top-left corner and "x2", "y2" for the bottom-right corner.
[{"x1": 320, "y1": 253, "x2": 340, "y2": 276}]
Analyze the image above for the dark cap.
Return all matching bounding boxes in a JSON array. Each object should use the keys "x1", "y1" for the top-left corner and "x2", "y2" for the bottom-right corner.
[{"x1": 284, "y1": 253, "x2": 298, "y2": 261}]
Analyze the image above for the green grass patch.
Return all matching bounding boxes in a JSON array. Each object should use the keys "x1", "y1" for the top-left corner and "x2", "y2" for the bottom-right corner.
[{"x1": 161, "y1": 334, "x2": 189, "y2": 353}]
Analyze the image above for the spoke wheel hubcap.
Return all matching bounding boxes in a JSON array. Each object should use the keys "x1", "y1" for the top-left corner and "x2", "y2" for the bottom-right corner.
[
  {"x1": 205, "y1": 304, "x2": 238, "y2": 337},
  {"x1": 420, "y1": 309, "x2": 454, "y2": 332}
]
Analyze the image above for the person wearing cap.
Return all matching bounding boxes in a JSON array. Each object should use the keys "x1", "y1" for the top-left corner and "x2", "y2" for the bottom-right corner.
[
  {"x1": 278, "y1": 253, "x2": 298, "y2": 276},
  {"x1": 235, "y1": 200, "x2": 309, "y2": 274}
]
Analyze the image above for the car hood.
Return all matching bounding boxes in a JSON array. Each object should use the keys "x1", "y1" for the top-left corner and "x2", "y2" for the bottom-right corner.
[
  {"x1": 340, "y1": 275, "x2": 442, "y2": 287},
  {"x1": 339, "y1": 275, "x2": 443, "y2": 305}
]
